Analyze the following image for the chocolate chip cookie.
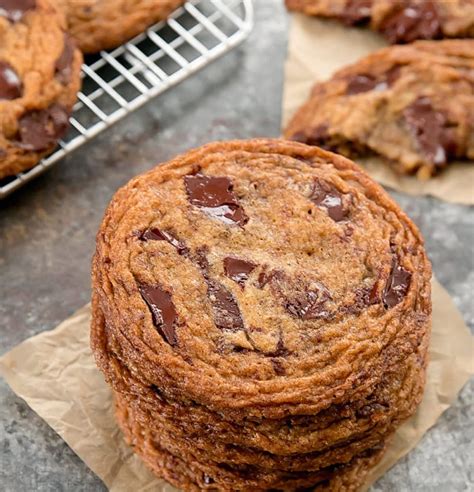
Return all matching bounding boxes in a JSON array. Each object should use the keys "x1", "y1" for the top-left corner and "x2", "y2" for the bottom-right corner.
[
  {"x1": 0, "y1": 0, "x2": 82, "y2": 180},
  {"x1": 286, "y1": 0, "x2": 474, "y2": 43},
  {"x1": 285, "y1": 40, "x2": 474, "y2": 178},
  {"x1": 91, "y1": 139, "x2": 431, "y2": 490},
  {"x1": 53, "y1": 0, "x2": 185, "y2": 54}
]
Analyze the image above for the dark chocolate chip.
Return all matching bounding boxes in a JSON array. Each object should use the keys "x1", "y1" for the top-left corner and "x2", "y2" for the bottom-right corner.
[
  {"x1": 55, "y1": 35, "x2": 76, "y2": 85},
  {"x1": 379, "y1": 2, "x2": 441, "y2": 44},
  {"x1": 0, "y1": 61, "x2": 22, "y2": 100},
  {"x1": 139, "y1": 284, "x2": 178, "y2": 345},
  {"x1": 193, "y1": 247, "x2": 210, "y2": 279},
  {"x1": 0, "y1": 0, "x2": 36, "y2": 22},
  {"x1": 140, "y1": 228, "x2": 189, "y2": 255},
  {"x1": 285, "y1": 285, "x2": 332, "y2": 320},
  {"x1": 17, "y1": 104, "x2": 70, "y2": 151},
  {"x1": 184, "y1": 174, "x2": 248, "y2": 226},
  {"x1": 271, "y1": 358, "x2": 286, "y2": 376},
  {"x1": 340, "y1": 0, "x2": 372, "y2": 25},
  {"x1": 256, "y1": 268, "x2": 282, "y2": 289},
  {"x1": 207, "y1": 280, "x2": 244, "y2": 331},
  {"x1": 224, "y1": 257, "x2": 257, "y2": 286},
  {"x1": 382, "y1": 258, "x2": 411, "y2": 309},
  {"x1": 404, "y1": 96, "x2": 457, "y2": 168},
  {"x1": 346, "y1": 74, "x2": 389, "y2": 95},
  {"x1": 310, "y1": 179, "x2": 349, "y2": 222},
  {"x1": 346, "y1": 64, "x2": 402, "y2": 96}
]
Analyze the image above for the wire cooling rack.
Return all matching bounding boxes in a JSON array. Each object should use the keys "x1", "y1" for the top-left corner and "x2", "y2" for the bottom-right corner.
[{"x1": 0, "y1": 0, "x2": 253, "y2": 199}]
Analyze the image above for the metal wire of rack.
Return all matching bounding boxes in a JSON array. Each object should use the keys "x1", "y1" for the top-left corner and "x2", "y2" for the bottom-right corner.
[{"x1": 0, "y1": 0, "x2": 254, "y2": 199}]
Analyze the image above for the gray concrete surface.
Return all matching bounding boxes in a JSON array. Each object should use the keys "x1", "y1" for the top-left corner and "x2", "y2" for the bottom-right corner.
[{"x1": 0, "y1": 1, "x2": 472, "y2": 490}]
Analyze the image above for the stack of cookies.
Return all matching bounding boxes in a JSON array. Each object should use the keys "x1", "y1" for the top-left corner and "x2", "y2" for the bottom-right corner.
[{"x1": 91, "y1": 139, "x2": 432, "y2": 491}]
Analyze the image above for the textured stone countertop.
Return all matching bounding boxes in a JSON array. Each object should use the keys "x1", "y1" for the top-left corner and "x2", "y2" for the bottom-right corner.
[{"x1": 0, "y1": 1, "x2": 472, "y2": 490}]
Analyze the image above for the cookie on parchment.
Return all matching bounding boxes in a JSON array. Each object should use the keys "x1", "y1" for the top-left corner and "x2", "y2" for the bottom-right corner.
[
  {"x1": 285, "y1": 40, "x2": 474, "y2": 178},
  {"x1": 53, "y1": 0, "x2": 185, "y2": 53},
  {"x1": 91, "y1": 139, "x2": 431, "y2": 490},
  {"x1": 286, "y1": 0, "x2": 474, "y2": 43},
  {"x1": 0, "y1": 0, "x2": 82, "y2": 180}
]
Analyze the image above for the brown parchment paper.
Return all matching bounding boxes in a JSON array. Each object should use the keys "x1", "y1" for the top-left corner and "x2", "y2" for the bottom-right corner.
[
  {"x1": 282, "y1": 14, "x2": 474, "y2": 205},
  {"x1": 0, "y1": 279, "x2": 473, "y2": 491}
]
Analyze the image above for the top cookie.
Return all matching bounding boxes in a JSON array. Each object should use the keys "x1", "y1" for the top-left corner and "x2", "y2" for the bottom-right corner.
[
  {"x1": 53, "y1": 0, "x2": 185, "y2": 53},
  {"x1": 286, "y1": 0, "x2": 474, "y2": 43},
  {"x1": 0, "y1": 0, "x2": 83, "y2": 179},
  {"x1": 91, "y1": 138, "x2": 431, "y2": 419}
]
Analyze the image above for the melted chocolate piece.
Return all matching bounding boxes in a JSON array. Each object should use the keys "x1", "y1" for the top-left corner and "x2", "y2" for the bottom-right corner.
[
  {"x1": 260, "y1": 269, "x2": 332, "y2": 320},
  {"x1": 207, "y1": 280, "x2": 244, "y2": 331},
  {"x1": 346, "y1": 65, "x2": 402, "y2": 96},
  {"x1": 341, "y1": 0, "x2": 372, "y2": 25},
  {"x1": 344, "y1": 282, "x2": 380, "y2": 315},
  {"x1": 285, "y1": 286, "x2": 332, "y2": 320},
  {"x1": 310, "y1": 180, "x2": 349, "y2": 222},
  {"x1": 404, "y1": 97, "x2": 457, "y2": 168},
  {"x1": 271, "y1": 358, "x2": 286, "y2": 376},
  {"x1": 379, "y1": 2, "x2": 441, "y2": 44},
  {"x1": 17, "y1": 104, "x2": 69, "y2": 151},
  {"x1": 382, "y1": 258, "x2": 411, "y2": 309},
  {"x1": 0, "y1": 61, "x2": 22, "y2": 100},
  {"x1": 55, "y1": 35, "x2": 76, "y2": 85},
  {"x1": 224, "y1": 257, "x2": 257, "y2": 286},
  {"x1": 184, "y1": 174, "x2": 248, "y2": 226},
  {"x1": 139, "y1": 284, "x2": 178, "y2": 345},
  {"x1": 0, "y1": 0, "x2": 36, "y2": 22},
  {"x1": 140, "y1": 228, "x2": 188, "y2": 255}
]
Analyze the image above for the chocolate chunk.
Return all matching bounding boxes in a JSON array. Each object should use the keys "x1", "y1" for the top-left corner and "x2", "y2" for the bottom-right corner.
[
  {"x1": 271, "y1": 359, "x2": 286, "y2": 376},
  {"x1": 340, "y1": 0, "x2": 372, "y2": 25},
  {"x1": 404, "y1": 96, "x2": 457, "y2": 168},
  {"x1": 382, "y1": 258, "x2": 411, "y2": 309},
  {"x1": 379, "y1": 2, "x2": 441, "y2": 44},
  {"x1": 184, "y1": 174, "x2": 248, "y2": 226},
  {"x1": 0, "y1": 61, "x2": 22, "y2": 100},
  {"x1": 17, "y1": 104, "x2": 69, "y2": 151},
  {"x1": 224, "y1": 257, "x2": 257, "y2": 286},
  {"x1": 55, "y1": 35, "x2": 76, "y2": 85},
  {"x1": 310, "y1": 179, "x2": 349, "y2": 222},
  {"x1": 140, "y1": 228, "x2": 189, "y2": 255},
  {"x1": 139, "y1": 284, "x2": 178, "y2": 345},
  {"x1": 285, "y1": 286, "x2": 332, "y2": 320},
  {"x1": 346, "y1": 64, "x2": 402, "y2": 95},
  {"x1": 0, "y1": 0, "x2": 36, "y2": 22},
  {"x1": 346, "y1": 74, "x2": 385, "y2": 95},
  {"x1": 207, "y1": 280, "x2": 244, "y2": 331},
  {"x1": 256, "y1": 268, "x2": 282, "y2": 289},
  {"x1": 263, "y1": 269, "x2": 332, "y2": 320}
]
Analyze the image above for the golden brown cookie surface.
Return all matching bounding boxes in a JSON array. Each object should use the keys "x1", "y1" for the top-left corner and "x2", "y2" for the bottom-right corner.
[
  {"x1": 0, "y1": 0, "x2": 82, "y2": 180},
  {"x1": 286, "y1": 0, "x2": 474, "y2": 43},
  {"x1": 91, "y1": 139, "x2": 431, "y2": 490},
  {"x1": 53, "y1": 0, "x2": 185, "y2": 53},
  {"x1": 284, "y1": 40, "x2": 474, "y2": 178}
]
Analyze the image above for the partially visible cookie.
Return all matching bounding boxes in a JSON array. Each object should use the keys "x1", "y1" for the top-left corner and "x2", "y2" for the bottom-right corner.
[
  {"x1": 284, "y1": 40, "x2": 474, "y2": 178},
  {"x1": 0, "y1": 0, "x2": 82, "y2": 180},
  {"x1": 53, "y1": 0, "x2": 185, "y2": 54},
  {"x1": 286, "y1": 0, "x2": 474, "y2": 43}
]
